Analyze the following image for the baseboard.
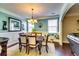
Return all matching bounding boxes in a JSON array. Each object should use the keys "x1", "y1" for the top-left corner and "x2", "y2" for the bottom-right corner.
[{"x1": 7, "y1": 42, "x2": 19, "y2": 48}]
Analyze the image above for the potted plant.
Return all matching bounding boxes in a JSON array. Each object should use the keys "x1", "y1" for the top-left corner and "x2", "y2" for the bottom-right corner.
[
  {"x1": 32, "y1": 28, "x2": 36, "y2": 32},
  {"x1": 54, "y1": 33, "x2": 59, "y2": 39}
]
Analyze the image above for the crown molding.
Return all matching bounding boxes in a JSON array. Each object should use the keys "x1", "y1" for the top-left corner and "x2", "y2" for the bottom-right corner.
[{"x1": 0, "y1": 8, "x2": 23, "y2": 19}]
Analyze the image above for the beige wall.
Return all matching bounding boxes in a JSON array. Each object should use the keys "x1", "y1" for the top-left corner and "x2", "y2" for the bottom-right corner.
[
  {"x1": 62, "y1": 4, "x2": 79, "y2": 43},
  {"x1": 62, "y1": 16, "x2": 79, "y2": 43}
]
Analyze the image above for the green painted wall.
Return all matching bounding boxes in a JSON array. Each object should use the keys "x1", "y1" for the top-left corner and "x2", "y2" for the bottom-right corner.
[
  {"x1": 34, "y1": 17, "x2": 59, "y2": 33},
  {"x1": 0, "y1": 12, "x2": 22, "y2": 32},
  {"x1": 34, "y1": 19, "x2": 48, "y2": 32},
  {"x1": 0, "y1": 12, "x2": 9, "y2": 32}
]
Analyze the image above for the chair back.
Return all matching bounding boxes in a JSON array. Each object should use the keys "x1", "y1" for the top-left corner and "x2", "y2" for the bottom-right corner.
[
  {"x1": 36, "y1": 32, "x2": 42, "y2": 36},
  {"x1": 27, "y1": 36, "x2": 36, "y2": 45},
  {"x1": 48, "y1": 35, "x2": 54, "y2": 42},
  {"x1": 46, "y1": 34, "x2": 49, "y2": 44},
  {"x1": 19, "y1": 33, "x2": 27, "y2": 44},
  {"x1": 42, "y1": 32, "x2": 48, "y2": 41},
  {"x1": 31, "y1": 32, "x2": 36, "y2": 36},
  {"x1": 37, "y1": 36, "x2": 44, "y2": 41},
  {"x1": 42, "y1": 34, "x2": 49, "y2": 45},
  {"x1": 42, "y1": 32, "x2": 48, "y2": 36}
]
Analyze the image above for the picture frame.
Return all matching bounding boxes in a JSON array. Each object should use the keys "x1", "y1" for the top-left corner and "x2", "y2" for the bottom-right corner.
[
  {"x1": 2, "y1": 21, "x2": 7, "y2": 30},
  {"x1": 8, "y1": 17, "x2": 21, "y2": 32}
]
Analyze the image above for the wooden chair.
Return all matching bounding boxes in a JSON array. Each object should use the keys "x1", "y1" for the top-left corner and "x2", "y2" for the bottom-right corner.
[
  {"x1": 31, "y1": 32, "x2": 36, "y2": 36},
  {"x1": 18, "y1": 34, "x2": 28, "y2": 53},
  {"x1": 42, "y1": 34, "x2": 49, "y2": 53},
  {"x1": 36, "y1": 36, "x2": 44, "y2": 54},
  {"x1": 27, "y1": 36, "x2": 39, "y2": 54},
  {"x1": 48, "y1": 35, "x2": 54, "y2": 43},
  {"x1": 36, "y1": 32, "x2": 42, "y2": 36}
]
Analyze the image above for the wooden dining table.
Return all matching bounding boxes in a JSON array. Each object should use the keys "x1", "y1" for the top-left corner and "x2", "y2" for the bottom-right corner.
[
  {"x1": 0, "y1": 37, "x2": 9, "y2": 56},
  {"x1": 19, "y1": 33, "x2": 45, "y2": 54}
]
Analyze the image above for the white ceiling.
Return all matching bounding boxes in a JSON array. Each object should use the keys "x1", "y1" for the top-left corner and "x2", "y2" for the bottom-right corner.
[{"x1": 0, "y1": 3, "x2": 64, "y2": 19}]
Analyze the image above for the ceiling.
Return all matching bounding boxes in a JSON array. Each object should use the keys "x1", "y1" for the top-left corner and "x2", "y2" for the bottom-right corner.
[
  {"x1": 66, "y1": 3, "x2": 79, "y2": 16},
  {"x1": 0, "y1": 3, "x2": 64, "y2": 19}
]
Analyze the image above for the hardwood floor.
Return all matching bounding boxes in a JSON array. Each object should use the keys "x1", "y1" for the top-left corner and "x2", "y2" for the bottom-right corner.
[
  {"x1": 7, "y1": 43, "x2": 55, "y2": 56},
  {"x1": 54, "y1": 42, "x2": 73, "y2": 56},
  {"x1": 7, "y1": 42, "x2": 73, "y2": 56}
]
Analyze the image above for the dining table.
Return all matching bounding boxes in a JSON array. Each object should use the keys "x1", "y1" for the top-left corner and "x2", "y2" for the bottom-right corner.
[
  {"x1": 0, "y1": 37, "x2": 9, "y2": 56},
  {"x1": 19, "y1": 33, "x2": 45, "y2": 54}
]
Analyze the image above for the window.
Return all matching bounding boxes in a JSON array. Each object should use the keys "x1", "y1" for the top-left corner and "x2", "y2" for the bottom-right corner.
[
  {"x1": 48, "y1": 19, "x2": 58, "y2": 33},
  {"x1": 28, "y1": 23, "x2": 34, "y2": 32},
  {"x1": 22, "y1": 21, "x2": 27, "y2": 32}
]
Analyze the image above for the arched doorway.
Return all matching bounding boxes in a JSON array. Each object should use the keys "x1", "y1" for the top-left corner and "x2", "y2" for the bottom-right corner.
[{"x1": 62, "y1": 3, "x2": 79, "y2": 45}]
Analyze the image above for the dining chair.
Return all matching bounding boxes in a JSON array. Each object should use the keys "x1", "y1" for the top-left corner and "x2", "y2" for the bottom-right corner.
[
  {"x1": 42, "y1": 34, "x2": 49, "y2": 53},
  {"x1": 31, "y1": 32, "x2": 36, "y2": 36},
  {"x1": 48, "y1": 35, "x2": 54, "y2": 43},
  {"x1": 36, "y1": 36, "x2": 44, "y2": 54},
  {"x1": 18, "y1": 34, "x2": 28, "y2": 53},
  {"x1": 36, "y1": 32, "x2": 42, "y2": 36},
  {"x1": 27, "y1": 36, "x2": 39, "y2": 54}
]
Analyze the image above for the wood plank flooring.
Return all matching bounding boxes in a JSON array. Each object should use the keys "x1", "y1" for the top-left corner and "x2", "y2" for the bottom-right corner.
[
  {"x1": 54, "y1": 42, "x2": 73, "y2": 56},
  {"x1": 7, "y1": 42, "x2": 73, "y2": 56},
  {"x1": 7, "y1": 43, "x2": 55, "y2": 56}
]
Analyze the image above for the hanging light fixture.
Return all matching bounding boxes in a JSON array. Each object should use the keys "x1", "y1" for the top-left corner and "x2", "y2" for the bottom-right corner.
[{"x1": 28, "y1": 8, "x2": 37, "y2": 24}]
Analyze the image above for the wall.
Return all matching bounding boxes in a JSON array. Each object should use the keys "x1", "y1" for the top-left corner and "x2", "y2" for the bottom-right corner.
[
  {"x1": 34, "y1": 19, "x2": 48, "y2": 32},
  {"x1": 58, "y1": 3, "x2": 75, "y2": 45},
  {"x1": 34, "y1": 17, "x2": 59, "y2": 33},
  {"x1": 0, "y1": 12, "x2": 27, "y2": 46},
  {"x1": 62, "y1": 4, "x2": 79, "y2": 43},
  {"x1": 0, "y1": 12, "x2": 9, "y2": 32},
  {"x1": 62, "y1": 16, "x2": 79, "y2": 43}
]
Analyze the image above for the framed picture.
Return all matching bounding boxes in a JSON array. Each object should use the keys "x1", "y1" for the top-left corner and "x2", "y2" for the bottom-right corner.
[
  {"x1": 8, "y1": 17, "x2": 21, "y2": 32},
  {"x1": 2, "y1": 21, "x2": 7, "y2": 30}
]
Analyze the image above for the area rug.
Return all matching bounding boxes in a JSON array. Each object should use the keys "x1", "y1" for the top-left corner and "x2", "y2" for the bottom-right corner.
[{"x1": 7, "y1": 43, "x2": 55, "y2": 56}]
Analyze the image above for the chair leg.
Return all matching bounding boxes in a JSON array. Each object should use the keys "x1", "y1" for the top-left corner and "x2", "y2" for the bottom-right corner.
[
  {"x1": 27, "y1": 46, "x2": 30, "y2": 54},
  {"x1": 26, "y1": 46, "x2": 27, "y2": 53},
  {"x1": 38, "y1": 45, "x2": 41, "y2": 55},
  {"x1": 35, "y1": 47, "x2": 38, "y2": 54},
  {"x1": 46, "y1": 45, "x2": 48, "y2": 53},
  {"x1": 19, "y1": 45, "x2": 22, "y2": 52}
]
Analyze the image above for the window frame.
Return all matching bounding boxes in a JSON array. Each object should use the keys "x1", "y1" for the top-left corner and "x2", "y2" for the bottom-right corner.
[{"x1": 48, "y1": 18, "x2": 59, "y2": 33}]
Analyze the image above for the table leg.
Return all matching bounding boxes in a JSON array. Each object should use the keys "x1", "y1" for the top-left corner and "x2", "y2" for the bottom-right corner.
[
  {"x1": 1, "y1": 42, "x2": 7, "y2": 56},
  {"x1": 46, "y1": 45, "x2": 48, "y2": 53},
  {"x1": 38, "y1": 41, "x2": 42, "y2": 55}
]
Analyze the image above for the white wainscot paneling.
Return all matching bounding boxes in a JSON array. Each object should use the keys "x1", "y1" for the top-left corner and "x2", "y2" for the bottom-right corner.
[{"x1": 0, "y1": 32, "x2": 21, "y2": 46}]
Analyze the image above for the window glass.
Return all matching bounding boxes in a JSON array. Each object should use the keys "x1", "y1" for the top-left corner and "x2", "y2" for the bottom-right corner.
[
  {"x1": 48, "y1": 19, "x2": 58, "y2": 33},
  {"x1": 28, "y1": 23, "x2": 34, "y2": 32}
]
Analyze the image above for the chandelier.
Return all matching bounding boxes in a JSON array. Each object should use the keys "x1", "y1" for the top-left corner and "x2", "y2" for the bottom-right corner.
[{"x1": 28, "y1": 8, "x2": 37, "y2": 24}]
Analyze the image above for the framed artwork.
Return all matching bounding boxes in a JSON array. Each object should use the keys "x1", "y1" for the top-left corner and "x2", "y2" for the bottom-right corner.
[
  {"x1": 2, "y1": 21, "x2": 7, "y2": 30},
  {"x1": 8, "y1": 17, "x2": 21, "y2": 32},
  {"x1": 38, "y1": 22, "x2": 43, "y2": 28},
  {"x1": 77, "y1": 20, "x2": 79, "y2": 31}
]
